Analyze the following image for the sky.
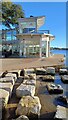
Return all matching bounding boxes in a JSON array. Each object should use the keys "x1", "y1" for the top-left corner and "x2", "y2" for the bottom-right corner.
[
  {"x1": 1, "y1": 1, "x2": 66, "y2": 48},
  {"x1": 13, "y1": 2, "x2": 66, "y2": 48}
]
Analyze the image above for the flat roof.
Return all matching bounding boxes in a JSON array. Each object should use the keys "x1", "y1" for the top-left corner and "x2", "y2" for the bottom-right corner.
[
  {"x1": 18, "y1": 16, "x2": 45, "y2": 21},
  {"x1": 18, "y1": 16, "x2": 45, "y2": 29}
]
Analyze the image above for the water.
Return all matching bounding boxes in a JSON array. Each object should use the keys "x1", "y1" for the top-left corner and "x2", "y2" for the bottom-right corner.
[
  {"x1": 55, "y1": 74, "x2": 68, "y2": 97},
  {"x1": 51, "y1": 49, "x2": 68, "y2": 97},
  {"x1": 51, "y1": 49, "x2": 67, "y2": 55},
  {"x1": 51, "y1": 49, "x2": 68, "y2": 67}
]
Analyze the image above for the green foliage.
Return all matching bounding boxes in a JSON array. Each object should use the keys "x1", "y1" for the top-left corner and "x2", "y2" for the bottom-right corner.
[{"x1": 2, "y1": 2, "x2": 25, "y2": 28}]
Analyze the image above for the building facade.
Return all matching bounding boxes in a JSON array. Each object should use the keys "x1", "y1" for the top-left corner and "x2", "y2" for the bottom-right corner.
[{"x1": 1, "y1": 16, "x2": 55, "y2": 58}]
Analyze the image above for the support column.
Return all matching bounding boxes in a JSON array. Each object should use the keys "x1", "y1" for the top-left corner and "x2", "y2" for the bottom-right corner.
[
  {"x1": 19, "y1": 43, "x2": 22, "y2": 57},
  {"x1": 39, "y1": 38, "x2": 42, "y2": 58},
  {"x1": 12, "y1": 45, "x2": 14, "y2": 54},
  {"x1": 46, "y1": 36, "x2": 49, "y2": 57},
  {"x1": 36, "y1": 45, "x2": 37, "y2": 52},
  {"x1": 23, "y1": 39, "x2": 26, "y2": 57},
  {"x1": 23, "y1": 46, "x2": 26, "y2": 57},
  {"x1": 27, "y1": 45, "x2": 29, "y2": 55},
  {"x1": 48, "y1": 40, "x2": 50, "y2": 57},
  {"x1": 32, "y1": 45, "x2": 34, "y2": 53},
  {"x1": 35, "y1": 18, "x2": 37, "y2": 32}
]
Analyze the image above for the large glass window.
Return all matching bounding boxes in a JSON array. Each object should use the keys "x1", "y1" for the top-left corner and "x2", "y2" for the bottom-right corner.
[
  {"x1": 0, "y1": 30, "x2": 2, "y2": 43},
  {"x1": 6, "y1": 30, "x2": 17, "y2": 41},
  {"x1": 6, "y1": 31, "x2": 11, "y2": 41},
  {"x1": 13, "y1": 30, "x2": 16, "y2": 40},
  {"x1": 20, "y1": 21, "x2": 36, "y2": 33},
  {"x1": 42, "y1": 41, "x2": 46, "y2": 56},
  {"x1": 29, "y1": 28, "x2": 35, "y2": 33},
  {"x1": 23, "y1": 28, "x2": 35, "y2": 33},
  {"x1": 2, "y1": 30, "x2": 6, "y2": 41}
]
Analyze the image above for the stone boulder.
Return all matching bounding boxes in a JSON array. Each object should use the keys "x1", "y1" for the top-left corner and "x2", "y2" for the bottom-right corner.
[
  {"x1": 39, "y1": 75, "x2": 55, "y2": 81},
  {"x1": 23, "y1": 79, "x2": 36, "y2": 86},
  {"x1": 12, "y1": 115, "x2": 29, "y2": 120},
  {"x1": 5, "y1": 73, "x2": 17, "y2": 81},
  {"x1": 0, "y1": 89, "x2": 9, "y2": 108},
  {"x1": 0, "y1": 83, "x2": 13, "y2": 97},
  {"x1": 54, "y1": 105, "x2": 67, "y2": 119},
  {"x1": 1, "y1": 71, "x2": 8, "y2": 78},
  {"x1": 46, "y1": 67, "x2": 55, "y2": 75},
  {"x1": 59, "y1": 68, "x2": 68, "y2": 75},
  {"x1": 16, "y1": 96, "x2": 41, "y2": 117},
  {"x1": 23, "y1": 68, "x2": 36, "y2": 80},
  {"x1": 0, "y1": 76, "x2": 15, "y2": 85},
  {"x1": 16, "y1": 84, "x2": 35, "y2": 98}
]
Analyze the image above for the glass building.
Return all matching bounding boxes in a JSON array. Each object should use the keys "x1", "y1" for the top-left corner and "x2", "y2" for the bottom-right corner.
[{"x1": 1, "y1": 16, "x2": 55, "y2": 58}]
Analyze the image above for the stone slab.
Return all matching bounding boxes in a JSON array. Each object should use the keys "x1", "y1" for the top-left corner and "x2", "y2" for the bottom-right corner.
[
  {"x1": 16, "y1": 96, "x2": 41, "y2": 116},
  {"x1": 0, "y1": 83, "x2": 13, "y2": 97},
  {"x1": 16, "y1": 84, "x2": 35, "y2": 97}
]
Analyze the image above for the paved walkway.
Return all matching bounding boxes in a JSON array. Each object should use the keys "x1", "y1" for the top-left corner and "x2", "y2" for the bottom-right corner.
[{"x1": 0, "y1": 54, "x2": 64, "y2": 72}]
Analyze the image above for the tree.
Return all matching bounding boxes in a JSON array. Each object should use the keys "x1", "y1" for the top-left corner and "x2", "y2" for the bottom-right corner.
[{"x1": 2, "y1": 1, "x2": 25, "y2": 28}]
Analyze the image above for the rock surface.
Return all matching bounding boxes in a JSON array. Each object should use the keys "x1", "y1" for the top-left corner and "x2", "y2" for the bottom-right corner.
[
  {"x1": 24, "y1": 68, "x2": 36, "y2": 80},
  {"x1": 0, "y1": 88, "x2": 9, "y2": 108},
  {"x1": 23, "y1": 79, "x2": 36, "y2": 86},
  {"x1": 16, "y1": 96, "x2": 41, "y2": 116},
  {"x1": 46, "y1": 67, "x2": 55, "y2": 75},
  {"x1": 54, "y1": 105, "x2": 67, "y2": 119},
  {"x1": 12, "y1": 115, "x2": 29, "y2": 120},
  {"x1": 40, "y1": 75, "x2": 54, "y2": 81},
  {"x1": 0, "y1": 83, "x2": 13, "y2": 97},
  {"x1": 0, "y1": 76, "x2": 15, "y2": 85},
  {"x1": 16, "y1": 84, "x2": 35, "y2": 98},
  {"x1": 6, "y1": 73, "x2": 17, "y2": 81}
]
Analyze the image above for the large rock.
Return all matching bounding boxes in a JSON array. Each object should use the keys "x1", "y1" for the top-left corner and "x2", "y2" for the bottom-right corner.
[
  {"x1": 12, "y1": 115, "x2": 29, "y2": 120},
  {"x1": 61, "y1": 75, "x2": 68, "y2": 83},
  {"x1": 0, "y1": 72, "x2": 3, "y2": 77},
  {"x1": 39, "y1": 75, "x2": 55, "y2": 81},
  {"x1": 0, "y1": 89, "x2": 9, "y2": 108},
  {"x1": 9, "y1": 70, "x2": 22, "y2": 78},
  {"x1": 0, "y1": 83, "x2": 13, "y2": 97},
  {"x1": 1, "y1": 71, "x2": 8, "y2": 78},
  {"x1": 46, "y1": 67, "x2": 55, "y2": 75},
  {"x1": 46, "y1": 83, "x2": 63, "y2": 94},
  {"x1": 5, "y1": 73, "x2": 17, "y2": 81},
  {"x1": 54, "y1": 105, "x2": 67, "y2": 119},
  {"x1": 59, "y1": 68, "x2": 68, "y2": 75},
  {"x1": 35, "y1": 68, "x2": 46, "y2": 75},
  {"x1": 0, "y1": 76, "x2": 15, "y2": 85},
  {"x1": 23, "y1": 79, "x2": 36, "y2": 86},
  {"x1": 16, "y1": 84, "x2": 35, "y2": 98},
  {"x1": 16, "y1": 96, "x2": 41, "y2": 117},
  {"x1": 23, "y1": 68, "x2": 36, "y2": 80}
]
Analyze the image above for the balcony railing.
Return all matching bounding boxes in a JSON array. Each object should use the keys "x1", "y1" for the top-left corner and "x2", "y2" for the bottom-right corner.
[
  {"x1": 1, "y1": 28, "x2": 50, "y2": 42},
  {"x1": 23, "y1": 30, "x2": 50, "y2": 34},
  {"x1": 37, "y1": 30, "x2": 50, "y2": 34}
]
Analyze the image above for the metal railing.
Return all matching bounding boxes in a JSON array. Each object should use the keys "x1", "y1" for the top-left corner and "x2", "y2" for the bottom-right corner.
[
  {"x1": 26, "y1": 30, "x2": 50, "y2": 34},
  {"x1": 37, "y1": 30, "x2": 50, "y2": 34}
]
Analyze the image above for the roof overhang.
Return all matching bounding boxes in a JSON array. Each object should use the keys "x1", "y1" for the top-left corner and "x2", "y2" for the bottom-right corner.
[
  {"x1": 16, "y1": 33, "x2": 55, "y2": 40},
  {"x1": 16, "y1": 33, "x2": 55, "y2": 45},
  {"x1": 2, "y1": 33, "x2": 55, "y2": 45}
]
